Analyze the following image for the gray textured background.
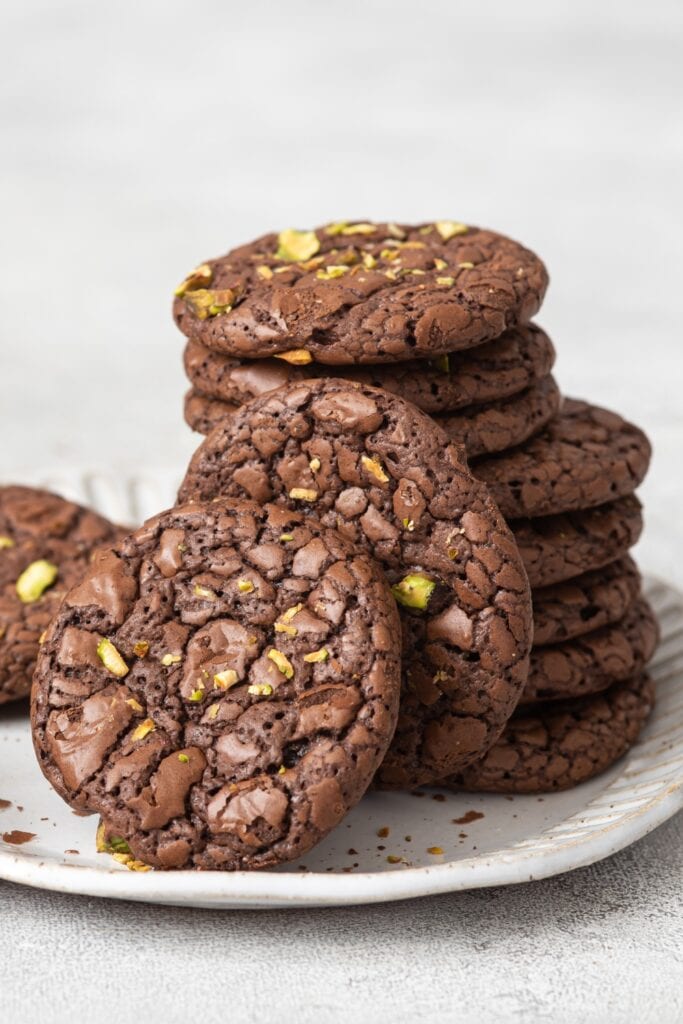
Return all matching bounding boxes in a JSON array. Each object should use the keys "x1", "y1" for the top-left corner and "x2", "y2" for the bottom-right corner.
[{"x1": 1, "y1": 1, "x2": 682, "y2": 1021}]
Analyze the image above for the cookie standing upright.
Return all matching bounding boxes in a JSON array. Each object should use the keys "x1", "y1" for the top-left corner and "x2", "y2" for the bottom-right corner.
[
  {"x1": 32, "y1": 499, "x2": 402, "y2": 870},
  {"x1": 179, "y1": 379, "x2": 534, "y2": 788},
  {"x1": 0, "y1": 486, "x2": 124, "y2": 704},
  {"x1": 173, "y1": 221, "x2": 549, "y2": 365}
]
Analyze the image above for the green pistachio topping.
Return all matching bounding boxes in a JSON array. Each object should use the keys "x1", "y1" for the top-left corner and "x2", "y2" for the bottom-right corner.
[
  {"x1": 96, "y1": 638, "x2": 129, "y2": 678},
  {"x1": 15, "y1": 559, "x2": 58, "y2": 604},
  {"x1": 435, "y1": 221, "x2": 468, "y2": 241},
  {"x1": 391, "y1": 574, "x2": 436, "y2": 611},
  {"x1": 276, "y1": 229, "x2": 320, "y2": 262},
  {"x1": 0, "y1": 536, "x2": 14, "y2": 550}
]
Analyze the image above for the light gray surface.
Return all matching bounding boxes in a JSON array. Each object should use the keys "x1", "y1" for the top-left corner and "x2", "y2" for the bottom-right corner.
[{"x1": 1, "y1": 1, "x2": 682, "y2": 1021}]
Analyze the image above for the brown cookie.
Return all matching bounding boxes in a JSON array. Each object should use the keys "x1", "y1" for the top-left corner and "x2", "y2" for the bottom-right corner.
[
  {"x1": 475, "y1": 399, "x2": 651, "y2": 518},
  {"x1": 178, "y1": 379, "x2": 534, "y2": 787},
  {"x1": 173, "y1": 221, "x2": 548, "y2": 365},
  {"x1": 442, "y1": 672, "x2": 655, "y2": 794},
  {"x1": 184, "y1": 388, "x2": 237, "y2": 436},
  {"x1": 185, "y1": 375, "x2": 561, "y2": 458},
  {"x1": 31, "y1": 498, "x2": 401, "y2": 871},
  {"x1": 436, "y1": 375, "x2": 561, "y2": 457},
  {"x1": 532, "y1": 557, "x2": 641, "y2": 645},
  {"x1": 522, "y1": 597, "x2": 658, "y2": 703},
  {"x1": 183, "y1": 323, "x2": 556, "y2": 414},
  {"x1": 512, "y1": 496, "x2": 644, "y2": 588},
  {"x1": 0, "y1": 486, "x2": 124, "y2": 705}
]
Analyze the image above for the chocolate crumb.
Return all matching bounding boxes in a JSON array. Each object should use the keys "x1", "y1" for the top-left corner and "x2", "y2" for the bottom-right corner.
[
  {"x1": 432, "y1": 794, "x2": 446, "y2": 802},
  {"x1": 2, "y1": 830, "x2": 36, "y2": 845},
  {"x1": 452, "y1": 810, "x2": 484, "y2": 825},
  {"x1": 0, "y1": 800, "x2": 11, "y2": 810}
]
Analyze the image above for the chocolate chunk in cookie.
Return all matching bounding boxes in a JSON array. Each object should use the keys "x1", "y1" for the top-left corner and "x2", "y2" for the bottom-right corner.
[
  {"x1": 532, "y1": 557, "x2": 641, "y2": 646},
  {"x1": 475, "y1": 399, "x2": 651, "y2": 518},
  {"x1": 512, "y1": 496, "x2": 644, "y2": 588},
  {"x1": 0, "y1": 486, "x2": 124, "y2": 705},
  {"x1": 31, "y1": 498, "x2": 401, "y2": 870},
  {"x1": 522, "y1": 596, "x2": 658, "y2": 703},
  {"x1": 443, "y1": 672, "x2": 654, "y2": 794},
  {"x1": 173, "y1": 222, "x2": 548, "y2": 365},
  {"x1": 183, "y1": 323, "x2": 556, "y2": 414},
  {"x1": 178, "y1": 379, "x2": 533, "y2": 787}
]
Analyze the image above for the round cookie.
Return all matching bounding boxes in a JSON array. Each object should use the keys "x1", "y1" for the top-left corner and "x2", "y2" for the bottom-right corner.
[
  {"x1": 522, "y1": 596, "x2": 658, "y2": 704},
  {"x1": 442, "y1": 672, "x2": 655, "y2": 794},
  {"x1": 512, "y1": 496, "x2": 644, "y2": 589},
  {"x1": 436, "y1": 375, "x2": 561, "y2": 458},
  {"x1": 532, "y1": 557, "x2": 641, "y2": 646},
  {"x1": 183, "y1": 323, "x2": 556, "y2": 414},
  {"x1": 184, "y1": 389, "x2": 237, "y2": 436},
  {"x1": 173, "y1": 221, "x2": 549, "y2": 365},
  {"x1": 31, "y1": 498, "x2": 401, "y2": 871},
  {"x1": 185, "y1": 375, "x2": 561, "y2": 457},
  {"x1": 178, "y1": 380, "x2": 534, "y2": 787},
  {"x1": 474, "y1": 399, "x2": 651, "y2": 519},
  {"x1": 0, "y1": 486, "x2": 124, "y2": 705}
]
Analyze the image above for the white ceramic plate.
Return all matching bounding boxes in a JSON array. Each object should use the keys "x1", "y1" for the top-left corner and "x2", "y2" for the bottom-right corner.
[{"x1": 1, "y1": 472, "x2": 681, "y2": 908}]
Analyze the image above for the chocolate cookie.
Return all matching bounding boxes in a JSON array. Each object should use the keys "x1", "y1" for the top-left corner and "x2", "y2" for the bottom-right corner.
[
  {"x1": 173, "y1": 221, "x2": 548, "y2": 365},
  {"x1": 532, "y1": 557, "x2": 641, "y2": 646},
  {"x1": 184, "y1": 389, "x2": 237, "y2": 436},
  {"x1": 522, "y1": 597, "x2": 658, "y2": 703},
  {"x1": 178, "y1": 380, "x2": 534, "y2": 787},
  {"x1": 183, "y1": 323, "x2": 556, "y2": 414},
  {"x1": 436, "y1": 375, "x2": 561, "y2": 458},
  {"x1": 512, "y1": 496, "x2": 644, "y2": 588},
  {"x1": 443, "y1": 672, "x2": 654, "y2": 794},
  {"x1": 0, "y1": 486, "x2": 124, "y2": 705},
  {"x1": 31, "y1": 498, "x2": 401, "y2": 871},
  {"x1": 185, "y1": 375, "x2": 561, "y2": 457},
  {"x1": 475, "y1": 399, "x2": 651, "y2": 518}
]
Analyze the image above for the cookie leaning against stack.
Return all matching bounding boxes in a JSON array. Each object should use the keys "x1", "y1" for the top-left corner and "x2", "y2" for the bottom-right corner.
[{"x1": 174, "y1": 222, "x2": 560, "y2": 459}]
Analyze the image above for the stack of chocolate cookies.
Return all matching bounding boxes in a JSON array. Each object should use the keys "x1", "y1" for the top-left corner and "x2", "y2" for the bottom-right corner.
[{"x1": 24, "y1": 220, "x2": 658, "y2": 873}]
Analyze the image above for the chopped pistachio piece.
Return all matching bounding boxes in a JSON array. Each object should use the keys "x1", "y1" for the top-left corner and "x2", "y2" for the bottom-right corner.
[
  {"x1": 161, "y1": 653, "x2": 182, "y2": 667},
  {"x1": 133, "y1": 640, "x2": 149, "y2": 659},
  {"x1": 108, "y1": 835, "x2": 131, "y2": 855},
  {"x1": 447, "y1": 547, "x2": 459, "y2": 560},
  {"x1": 16, "y1": 559, "x2": 58, "y2": 604},
  {"x1": 183, "y1": 288, "x2": 235, "y2": 320},
  {"x1": 433, "y1": 258, "x2": 448, "y2": 271},
  {"x1": 193, "y1": 584, "x2": 217, "y2": 599},
  {"x1": 341, "y1": 223, "x2": 376, "y2": 235},
  {"x1": 178, "y1": 753, "x2": 190, "y2": 764},
  {"x1": 131, "y1": 718, "x2": 155, "y2": 742},
  {"x1": 256, "y1": 264, "x2": 274, "y2": 280},
  {"x1": 174, "y1": 263, "x2": 212, "y2": 297},
  {"x1": 402, "y1": 518, "x2": 415, "y2": 532},
  {"x1": 309, "y1": 457, "x2": 321, "y2": 472},
  {"x1": 391, "y1": 574, "x2": 436, "y2": 610},
  {"x1": 316, "y1": 264, "x2": 349, "y2": 280},
  {"x1": 276, "y1": 228, "x2": 320, "y2": 262},
  {"x1": 386, "y1": 854, "x2": 403, "y2": 864},
  {"x1": 387, "y1": 222, "x2": 406, "y2": 239},
  {"x1": 273, "y1": 348, "x2": 313, "y2": 365},
  {"x1": 96, "y1": 638, "x2": 129, "y2": 678},
  {"x1": 0, "y1": 535, "x2": 14, "y2": 550},
  {"x1": 248, "y1": 683, "x2": 274, "y2": 697},
  {"x1": 435, "y1": 221, "x2": 468, "y2": 241},
  {"x1": 277, "y1": 765, "x2": 287, "y2": 775},
  {"x1": 213, "y1": 669, "x2": 238, "y2": 690},
  {"x1": 324, "y1": 221, "x2": 349, "y2": 236},
  {"x1": 268, "y1": 649, "x2": 294, "y2": 679},
  {"x1": 433, "y1": 354, "x2": 450, "y2": 373},
  {"x1": 361, "y1": 455, "x2": 389, "y2": 484},
  {"x1": 436, "y1": 276, "x2": 455, "y2": 286},
  {"x1": 380, "y1": 247, "x2": 400, "y2": 261},
  {"x1": 38, "y1": 630, "x2": 47, "y2": 644},
  {"x1": 237, "y1": 578, "x2": 254, "y2": 593},
  {"x1": 289, "y1": 488, "x2": 318, "y2": 502},
  {"x1": 458, "y1": 261, "x2": 475, "y2": 269},
  {"x1": 279, "y1": 533, "x2": 294, "y2": 542},
  {"x1": 189, "y1": 688, "x2": 205, "y2": 703},
  {"x1": 362, "y1": 253, "x2": 378, "y2": 269},
  {"x1": 125, "y1": 697, "x2": 144, "y2": 713},
  {"x1": 303, "y1": 647, "x2": 329, "y2": 663},
  {"x1": 207, "y1": 703, "x2": 220, "y2": 720}
]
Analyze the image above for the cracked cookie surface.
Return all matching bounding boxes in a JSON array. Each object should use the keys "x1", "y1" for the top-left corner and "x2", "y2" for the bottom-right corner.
[
  {"x1": 442, "y1": 672, "x2": 654, "y2": 794},
  {"x1": 0, "y1": 486, "x2": 124, "y2": 705},
  {"x1": 183, "y1": 323, "x2": 556, "y2": 414},
  {"x1": 179, "y1": 379, "x2": 533, "y2": 788},
  {"x1": 173, "y1": 222, "x2": 548, "y2": 365},
  {"x1": 31, "y1": 498, "x2": 401, "y2": 870},
  {"x1": 475, "y1": 399, "x2": 651, "y2": 518}
]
